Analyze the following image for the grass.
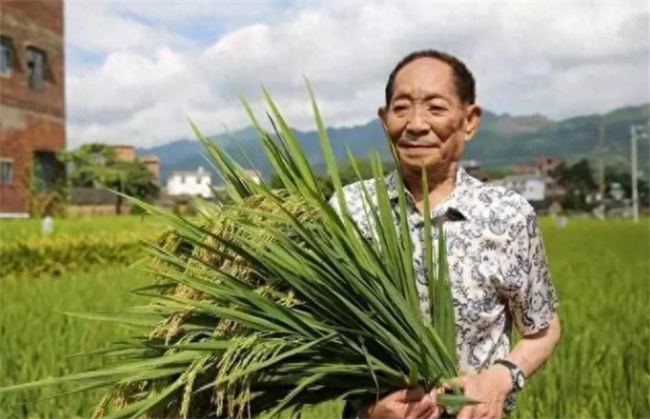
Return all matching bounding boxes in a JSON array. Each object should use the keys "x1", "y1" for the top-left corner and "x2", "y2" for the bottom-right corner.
[{"x1": 0, "y1": 218, "x2": 648, "y2": 418}]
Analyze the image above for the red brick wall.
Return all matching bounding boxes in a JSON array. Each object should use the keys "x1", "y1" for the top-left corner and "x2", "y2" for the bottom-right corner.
[
  {"x1": 0, "y1": 0, "x2": 65, "y2": 215},
  {"x1": 113, "y1": 146, "x2": 136, "y2": 163}
]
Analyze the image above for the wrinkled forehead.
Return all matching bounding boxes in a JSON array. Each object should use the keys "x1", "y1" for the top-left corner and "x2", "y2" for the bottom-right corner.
[{"x1": 391, "y1": 58, "x2": 457, "y2": 102}]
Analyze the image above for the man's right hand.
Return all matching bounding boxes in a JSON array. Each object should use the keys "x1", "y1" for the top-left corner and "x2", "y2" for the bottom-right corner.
[{"x1": 360, "y1": 387, "x2": 442, "y2": 419}]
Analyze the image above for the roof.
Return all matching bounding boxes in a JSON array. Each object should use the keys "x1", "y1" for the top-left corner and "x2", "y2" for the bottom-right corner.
[{"x1": 169, "y1": 170, "x2": 211, "y2": 177}]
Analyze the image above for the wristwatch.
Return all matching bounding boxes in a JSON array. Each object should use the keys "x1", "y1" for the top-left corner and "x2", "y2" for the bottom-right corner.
[{"x1": 494, "y1": 359, "x2": 526, "y2": 392}]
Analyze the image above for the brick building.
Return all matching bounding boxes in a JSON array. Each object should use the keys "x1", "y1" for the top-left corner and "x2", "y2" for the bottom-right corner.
[
  {"x1": 110, "y1": 145, "x2": 160, "y2": 183},
  {"x1": 112, "y1": 145, "x2": 136, "y2": 163},
  {"x1": 514, "y1": 156, "x2": 563, "y2": 176},
  {"x1": 0, "y1": 0, "x2": 65, "y2": 217}
]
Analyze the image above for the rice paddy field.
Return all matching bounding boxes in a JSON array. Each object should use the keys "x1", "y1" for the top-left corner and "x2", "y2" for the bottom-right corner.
[
  {"x1": 0, "y1": 215, "x2": 164, "y2": 242},
  {"x1": 0, "y1": 217, "x2": 648, "y2": 418}
]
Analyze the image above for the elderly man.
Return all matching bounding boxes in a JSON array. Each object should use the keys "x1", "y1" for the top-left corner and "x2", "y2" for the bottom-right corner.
[{"x1": 330, "y1": 50, "x2": 561, "y2": 419}]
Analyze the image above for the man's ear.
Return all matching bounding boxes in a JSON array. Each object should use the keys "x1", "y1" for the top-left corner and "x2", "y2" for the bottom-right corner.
[
  {"x1": 378, "y1": 106, "x2": 388, "y2": 131},
  {"x1": 463, "y1": 104, "x2": 482, "y2": 143}
]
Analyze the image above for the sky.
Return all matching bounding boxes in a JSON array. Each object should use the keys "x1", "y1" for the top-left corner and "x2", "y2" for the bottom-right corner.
[{"x1": 65, "y1": 0, "x2": 650, "y2": 149}]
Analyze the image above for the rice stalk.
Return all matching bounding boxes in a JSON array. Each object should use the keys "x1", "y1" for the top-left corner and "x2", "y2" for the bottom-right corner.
[{"x1": 0, "y1": 83, "x2": 474, "y2": 418}]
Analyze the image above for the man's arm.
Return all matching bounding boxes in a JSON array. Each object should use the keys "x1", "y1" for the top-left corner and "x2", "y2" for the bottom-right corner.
[
  {"x1": 506, "y1": 312, "x2": 561, "y2": 378},
  {"x1": 452, "y1": 313, "x2": 561, "y2": 419},
  {"x1": 454, "y1": 207, "x2": 560, "y2": 419}
]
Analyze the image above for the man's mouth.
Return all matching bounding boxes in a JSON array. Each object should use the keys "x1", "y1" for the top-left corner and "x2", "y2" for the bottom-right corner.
[{"x1": 398, "y1": 143, "x2": 438, "y2": 149}]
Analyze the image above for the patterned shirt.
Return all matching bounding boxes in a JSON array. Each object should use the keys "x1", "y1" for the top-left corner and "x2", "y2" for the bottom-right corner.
[{"x1": 329, "y1": 167, "x2": 558, "y2": 405}]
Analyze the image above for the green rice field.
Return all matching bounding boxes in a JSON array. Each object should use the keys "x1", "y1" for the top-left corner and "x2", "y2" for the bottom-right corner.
[
  {"x1": 0, "y1": 218, "x2": 648, "y2": 418},
  {"x1": 0, "y1": 215, "x2": 164, "y2": 241}
]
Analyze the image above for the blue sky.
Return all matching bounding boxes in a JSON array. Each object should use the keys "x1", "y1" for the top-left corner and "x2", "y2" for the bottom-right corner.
[{"x1": 64, "y1": 1, "x2": 650, "y2": 148}]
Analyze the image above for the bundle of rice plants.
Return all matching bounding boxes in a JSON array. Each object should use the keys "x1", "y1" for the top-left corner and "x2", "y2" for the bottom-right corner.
[{"x1": 1, "y1": 84, "x2": 474, "y2": 418}]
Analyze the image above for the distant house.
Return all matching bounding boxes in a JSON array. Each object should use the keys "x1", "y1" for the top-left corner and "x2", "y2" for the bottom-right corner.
[
  {"x1": 493, "y1": 174, "x2": 546, "y2": 204},
  {"x1": 536, "y1": 156, "x2": 563, "y2": 176},
  {"x1": 511, "y1": 156, "x2": 566, "y2": 206},
  {"x1": 166, "y1": 166, "x2": 212, "y2": 198},
  {"x1": 112, "y1": 145, "x2": 136, "y2": 162},
  {"x1": 514, "y1": 156, "x2": 563, "y2": 176},
  {"x1": 110, "y1": 145, "x2": 160, "y2": 184},
  {"x1": 609, "y1": 182, "x2": 625, "y2": 202}
]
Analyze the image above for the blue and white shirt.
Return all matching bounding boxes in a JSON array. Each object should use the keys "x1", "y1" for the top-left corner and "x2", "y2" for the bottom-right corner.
[{"x1": 329, "y1": 167, "x2": 558, "y2": 377}]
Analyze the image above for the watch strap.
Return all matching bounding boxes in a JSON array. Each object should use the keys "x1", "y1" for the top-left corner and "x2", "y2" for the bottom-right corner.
[
  {"x1": 494, "y1": 359, "x2": 525, "y2": 391},
  {"x1": 494, "y1": 359, "x2": 520, "y2": 371}
]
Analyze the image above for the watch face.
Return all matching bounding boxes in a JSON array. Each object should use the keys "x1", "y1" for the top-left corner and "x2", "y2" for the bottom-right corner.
[{"x1": 515, "y1": 372, "x2": 525, "y2": 389}]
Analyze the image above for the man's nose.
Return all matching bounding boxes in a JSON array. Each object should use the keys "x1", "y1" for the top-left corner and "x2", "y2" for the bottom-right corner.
[{"x1": 405, "y1": 107, "x2": 430, "y2": 136}]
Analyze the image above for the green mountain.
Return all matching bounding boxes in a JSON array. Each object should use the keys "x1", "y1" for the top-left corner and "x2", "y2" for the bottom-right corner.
[
  {"x1": 137, "y1": 103, "x2": 649, "y2": 183},
  {"x1": 465, "y1": 104, "x2": 650, "y2": 168}
]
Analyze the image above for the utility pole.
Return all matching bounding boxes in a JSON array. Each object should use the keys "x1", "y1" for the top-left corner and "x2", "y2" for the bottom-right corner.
[
  {"x1": 631, "y1": 125, "x2": 639, "y2": 223},
  {"x1": 598, "y1": 126, "x2": 607, "y2": 201}
]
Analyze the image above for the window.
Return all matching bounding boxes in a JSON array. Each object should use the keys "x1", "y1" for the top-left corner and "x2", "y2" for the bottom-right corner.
[
  {"x1": 33, "y1": 151, "x2": 63, "y2": 192},
  {"x1": 26, "y1": 46, "x2": 46, "y2": 90},
  {"x1": 0, "y1": 36, "x2": 14, "y2": 76},
  {"x1": 1, "y1": 159, "x2": 14, "y2": 184}
]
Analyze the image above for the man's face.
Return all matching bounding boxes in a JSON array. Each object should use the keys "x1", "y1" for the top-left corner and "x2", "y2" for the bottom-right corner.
[{"x1": 379, "y1": 58, "x2": 480, "y2": 175}]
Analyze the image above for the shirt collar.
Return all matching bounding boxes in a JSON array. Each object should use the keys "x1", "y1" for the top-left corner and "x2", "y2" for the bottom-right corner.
[{"x1": 384, "y1": 166, "x2": 477, "y2": 221}]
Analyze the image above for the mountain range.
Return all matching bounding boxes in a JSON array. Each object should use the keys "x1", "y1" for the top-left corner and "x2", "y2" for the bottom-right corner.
[{"x1": 136, "y1": 104, "x2": 650, "y2": 183}]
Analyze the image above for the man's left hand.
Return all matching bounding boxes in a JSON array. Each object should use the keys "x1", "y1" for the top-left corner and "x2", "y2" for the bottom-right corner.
[{"x1": 451, "y1": 365, "x2": 513, "y2": 419}]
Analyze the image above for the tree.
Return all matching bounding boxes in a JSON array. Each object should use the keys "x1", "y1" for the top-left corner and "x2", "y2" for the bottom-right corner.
[
  {"x1": 555, "y1": 159, "x2": 598, "y2": 211},
  {"x1": 61, "y1": 144, "x2": 159, "y2": 214}
]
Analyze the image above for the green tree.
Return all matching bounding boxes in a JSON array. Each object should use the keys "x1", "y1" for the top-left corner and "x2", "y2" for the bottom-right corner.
[
  {"x1": 555, "y1": 159, "x2": 598, "y2": 211},
  {"x1": 61, "y1": 144, "x2": 159, "y2": 214}
]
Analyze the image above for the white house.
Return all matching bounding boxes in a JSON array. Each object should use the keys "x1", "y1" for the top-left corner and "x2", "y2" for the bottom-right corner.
[
  {"x1": 609, "y1": 182, "x2": 625, "y2": 201},
  {"x1": 166, "y1": 166, "x2": 213, "y2": 198},
  {"x1": 492, "y1": 174, "x2": 546, "y2": 203}
]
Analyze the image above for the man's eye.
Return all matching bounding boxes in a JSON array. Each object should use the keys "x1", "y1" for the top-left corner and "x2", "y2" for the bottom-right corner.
[
  {"x1": 429, "y1": 105, "x2": 446, "y2": 113},
  {"x1": 392, "y1": 105, "x2": 408, "y2": 113}
]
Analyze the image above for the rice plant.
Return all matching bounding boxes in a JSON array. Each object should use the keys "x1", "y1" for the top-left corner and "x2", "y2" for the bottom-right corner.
[
  {"x1": 2, "y1": 219, "x2": 648, "y2": 419},
  {"x1": 1, "y1": 85, "x2": 472, "y2": 418}
]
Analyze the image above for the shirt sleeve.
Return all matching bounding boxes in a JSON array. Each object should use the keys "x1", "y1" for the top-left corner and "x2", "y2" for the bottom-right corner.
[{"x1": 502, "y1": 209, "x2": 559, "y2": 336}]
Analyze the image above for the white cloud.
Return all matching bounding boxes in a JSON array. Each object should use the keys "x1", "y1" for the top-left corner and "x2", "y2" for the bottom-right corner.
[
  {"x1": 65, "y1": 2, "x2": 195, "y2": 56},
  {"x1": 66, "y1": 1, "x2": 650, "y2": 148}
]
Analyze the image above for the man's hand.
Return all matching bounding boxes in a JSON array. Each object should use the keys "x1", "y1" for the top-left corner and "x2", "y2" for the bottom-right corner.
[
  {"x1": 452, "y1": 365, "x2": 512, "y2": 419},
  {"x1": 361, "y1": 387, "x2": 443, "y2": 419}
]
